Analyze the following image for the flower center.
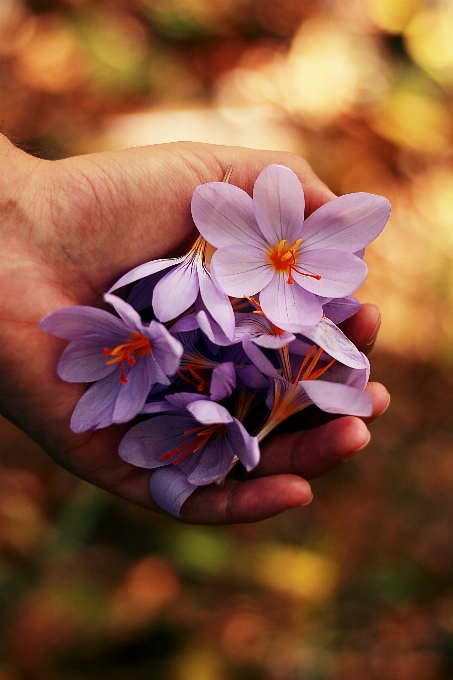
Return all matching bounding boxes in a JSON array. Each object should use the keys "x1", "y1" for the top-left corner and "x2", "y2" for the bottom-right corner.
[
  {"x1": 177, "y1": 364, "x2": 210, "y2": 393},
  {"x1": 268, "y1": 239, "x2": 321, "y2": 285},
  {"x1": 160, "y1": 423, "x2": 228, "y2": 465},
  {"x1": 257, "y1": 345, "x2": 337, "y2": 442},
  {"x1": 103, "y1": 332, "x2": 151, "y2": 384}
]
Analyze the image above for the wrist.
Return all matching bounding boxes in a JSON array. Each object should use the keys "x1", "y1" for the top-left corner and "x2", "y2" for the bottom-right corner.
[
  {"x1": 0, "y1": 134, "x2": 50, "y2": 247},
  {"x1": 0, "y1": 132, "x2": 42, "y2": 198}
]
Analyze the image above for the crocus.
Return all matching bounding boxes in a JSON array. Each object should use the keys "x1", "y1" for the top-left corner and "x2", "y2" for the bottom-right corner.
[
  {"x1": 119, "y1": 397, "x2": 260, "y2": 515},
  {"x1": 108, "y1": 236, "x2": 235, "y2": 341},
  {"x1": 40, "y1": 294, "x2": 183, "y2": 432},
  {"x1": 245, "y1": 338, "x2": 372, "y2": 441},
  {"x1": 235, "y1": 296, "x2": 367, "y2": 370},
  {"x1": 191, "y1": 164, "x2": 390, "y2": 331}
]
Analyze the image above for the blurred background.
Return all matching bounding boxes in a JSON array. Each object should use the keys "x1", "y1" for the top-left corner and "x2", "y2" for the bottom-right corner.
[{"x1": 1, "y1": 0, "x2": 453, "y2": 678}]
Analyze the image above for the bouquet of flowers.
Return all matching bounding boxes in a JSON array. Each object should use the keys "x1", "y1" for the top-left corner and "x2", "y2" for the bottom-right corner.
[{"x1": 40, "y1": 164, "x2": 390, "y2": 516}]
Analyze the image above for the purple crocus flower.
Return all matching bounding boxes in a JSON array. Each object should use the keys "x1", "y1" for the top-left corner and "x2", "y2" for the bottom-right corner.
[
  {"x1": 235, "y1": 296, "x2": 367, "y2": 370},
  {"x1": 108, "y1": 236, "x2": 235, "y2": 342},
  {"x1": 191, "y1": 164, "x2": 390, "y2": 330},
  {"x1": 241, "y1": 336, "x2": 372, "y2": 441},
  {"x1": 40, "y1": 294, "x2": 183, "y2": 432},
  {"x1": 119, "y1": 397, "x2": 260, "y2": 516}
]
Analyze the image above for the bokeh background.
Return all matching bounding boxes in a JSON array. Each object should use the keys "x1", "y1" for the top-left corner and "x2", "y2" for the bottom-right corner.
[{"x1": 1, "y1": 0, "x2": 453, "y2": 678}]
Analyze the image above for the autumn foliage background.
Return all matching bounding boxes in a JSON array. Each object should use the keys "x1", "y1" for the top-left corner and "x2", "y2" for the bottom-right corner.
[{"x1": 1, "y1": 0, "x2": 453, "y2": 678}]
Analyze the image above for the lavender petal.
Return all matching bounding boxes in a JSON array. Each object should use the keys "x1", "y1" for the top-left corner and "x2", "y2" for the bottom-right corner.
[{"x1": 149, "y1": 466, "x2": 197, "y2": 517}]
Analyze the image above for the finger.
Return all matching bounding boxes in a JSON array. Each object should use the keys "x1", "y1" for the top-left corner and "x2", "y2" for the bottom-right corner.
[
  {"x1": 362, "y1": 381, "x2": 390, "y2": 424},
  {"x1": 255, "y1": 416, "x2": 370, "y2": 479},
  {"x1": 203, "y1": 145, "x2": 336, "y2": 216},
  {"x1": 339, "y1": 302, "x2": 381, "y2": 355},
  {"x1": 179, "y1": 474, "x2": 312, "y2": 525}
]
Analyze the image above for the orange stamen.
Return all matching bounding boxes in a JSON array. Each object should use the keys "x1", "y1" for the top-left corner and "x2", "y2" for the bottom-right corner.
[
  {"x1": 302, "y1": 346, "x2": 324, "y2": 381},
  {"x1": 268, "y1": 238, "x2": 321, "y2": 285},
  {"x1": 293, "y1": 345, "x2": 316, "y2": 383},
  {"x1": 245, "y1": 296, "x2": 262, "y2": 310},
  {"x1": 307, "y1": 358, "x2": 336, "y2": 381},
  {"x1": 160, "y1": 423, "x2": 227, "y2": 465},
  {"x1": 177, "y1": 364, "x2": 209, "y2": 392},
  {"x1": 293, "y1": 346, "x2": 336, "y2": 384},
  {"x1": 103, "y1": 332, "x2": 151, "y2": 384}
]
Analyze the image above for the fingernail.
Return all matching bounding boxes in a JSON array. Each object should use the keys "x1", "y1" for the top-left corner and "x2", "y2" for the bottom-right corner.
[{"x1": 302, "y1": 492, "x2": 313, "y2": 506}]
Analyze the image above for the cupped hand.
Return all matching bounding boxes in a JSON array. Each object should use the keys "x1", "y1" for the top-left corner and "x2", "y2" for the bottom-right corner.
[{"x1": 0, "y1": 137, "x2": 389, "y2": 523}]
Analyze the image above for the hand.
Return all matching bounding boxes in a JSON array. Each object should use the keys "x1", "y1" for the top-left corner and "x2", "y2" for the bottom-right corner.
[{"x1": 0, "y1": 136, "x2": 389, "y2": 523}]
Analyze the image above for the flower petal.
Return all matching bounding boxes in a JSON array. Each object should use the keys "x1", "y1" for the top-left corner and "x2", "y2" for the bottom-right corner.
[
  {"x1": 170, "y1": 313, "x2": 200, "y2": 334},
  {"x1": 198, "y1": 261, "x2": 235, "y2": 341},
  {"x1": 113, "y1": 357, "x2": 157, "y2": 423},
  {"x1": 166, "y1": 393, "x2": 210, "y2": 409},
  {"x1": 253, "y1": 331, "x2": 295, "y2": 349},
  {"x1": 184, "y1": 438, "x2": 234, "y2": 485},
  {"x1": 187, "y1": 399, "x2": 234, "y2": 425},
  {"x1": 141, "y1": 400, "x2": 179, "y2": 413},
  {"x1": 149, "y1": 466, "x2": 197, "y2": 516},
  {"x1": 119, "y1": 412, "x2": 197, "y2": 467},
  {"x1": 322, "y1": 296, "x2": 361, "y2": 324},
  {"x1": 108, "y1": 257, "x2": 184, "y2": 293},
  {"x1": 301, "y1": 380, "x2": 372, "y2": 416},
  {"x1": 253, "y1": 164, "x2": 305, "y2": 245},
  {"x1": 242, "y1": 333, "x2": 282, "y2": 380},
  {"x1": 234, "y1": 312, "x2": 294, "y2": 349},
  {"x1": 260, "y1": 273, "x2": 323, "y2": 329},
  {"x1": 70, "y1": 372, "x2": 119, "y2": 432},
  {"x1": 211, "y1": 245, "x2": 273, "y2": 297},
  {"x1": 196, "y1": 310, "x2": 232, "y2": 346},
  {"x1": 126, "y1": 271, "x2": 166, "y2": 311},
  {"x1": 302, "y1": 193, "x2": 391, "y2": 253},
  {"x1": 298, "y1": 317, "x2": 367, "y2": 369},
  {"x1": 152, "y1": 261, "x2": 200, "y2": 322},
  {"x1": 210, "y1": 362, "x2": 236, "y2": 401},
  {"x1": 40, "y1": 306, "x2": 127, "y2": 341},
  {"x1": 104, "y1": 293, "x2": 143, "y2": 331},
  {"x1": 293, "y1": 250, "x2": 367, "y2": 297},
  {"x1": 147, "y1": 321, "x2": 183, "y2": 376},
  {"x1": 192, "y1": 182, "x2": 266, "y2": 249},
  {"x1": 58, "y1": 341, "x2": 115, "y2": 382},
  {"x1": 226, "y1": 420, "x2": 260, "y2": 472}
]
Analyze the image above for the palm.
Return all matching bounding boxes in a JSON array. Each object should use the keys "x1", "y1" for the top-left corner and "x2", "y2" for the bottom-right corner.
[{"x1": 0, "y1": 141, "x2": 388, "y2": 523}]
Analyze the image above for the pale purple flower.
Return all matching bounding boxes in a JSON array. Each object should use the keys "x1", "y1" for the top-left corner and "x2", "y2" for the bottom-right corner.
[
  {"x1": 235, "y1": 297, "x2": 367, "y2": 370},
  {"x1": 243, "y1": 337, "x2": 372, "y2": 442},
  {"x1": 40, "y1": 294, "x2": 183, "y2": 432},
  {"x1": 119, "y1": 397, "x2": 260, "y2": 515},
  {"x1": 191, "y1": 164, "x2": 390, "y2": 330},
  {"x1": 108, "y1": 236, "x2": 235, "y2": 341}
]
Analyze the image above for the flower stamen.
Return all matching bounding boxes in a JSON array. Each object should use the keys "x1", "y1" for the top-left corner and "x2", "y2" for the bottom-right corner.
[
  {"x1": 160, "y1": 423, "x2": 227, "y2": 465},
  {"x1": 177, "y1": 364, "x2": 209, "y2": 392},
  {"x1": 104, "y1": 332, "x2": 151, "y2": 384},
  {"x1": 268, "y1": 238, "x2": 321, "y2": 285}
]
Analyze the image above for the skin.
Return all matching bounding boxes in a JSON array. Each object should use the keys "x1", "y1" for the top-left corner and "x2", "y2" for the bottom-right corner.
[{"x1": 0, "y1": 135, "x2": 389, "y2": 524}]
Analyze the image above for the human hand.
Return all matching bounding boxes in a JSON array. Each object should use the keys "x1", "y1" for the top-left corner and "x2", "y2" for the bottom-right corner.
[{"x1": 0, "y1": 136, "x2": 389, "y2": 523}]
